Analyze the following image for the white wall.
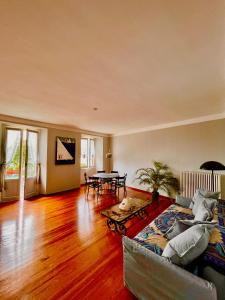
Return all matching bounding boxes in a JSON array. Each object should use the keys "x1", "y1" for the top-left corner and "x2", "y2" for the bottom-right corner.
[
  {"x1": 112, "y1": 119, "x2": 225, "y2": 196},
  {"x1": 46, "y1": 128, "x2": 80, "y2": 194},
  {"x1": 95, "y1": 137, "x2": 103, "y2": 171},
  {"x1": 103, "y1": 136, "x2": 111, "y2": 172},
  {"x1": 39, "y1": 128, "x2": 48, "y2": 194},
  {"x1": 80, "y1": 167, "x2": 96, "y2": 184}
]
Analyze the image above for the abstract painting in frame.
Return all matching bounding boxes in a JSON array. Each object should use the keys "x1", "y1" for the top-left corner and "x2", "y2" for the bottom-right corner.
[{"x1": 55, "y1": 137, "x2": 76, "y2": 165}]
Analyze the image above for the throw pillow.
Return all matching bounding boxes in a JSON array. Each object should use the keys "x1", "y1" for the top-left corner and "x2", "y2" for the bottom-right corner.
[
  {"x1": 162, "y1": 224, "x2": 215, "y2": 266},
  {"x1": 192, "y1": 193, "x2": 217, "y2": 216},
  {"x1": 199, "y1": 189, "x2": 220, "y2": 199},
  {"x1": 194, "y1": 200, "x2": 212, "y2": 221},
  {"x1": 164, "y1": 219, "x2": 192, "y2": 240},
  {"x1": 175, "y1": 195, "x2": 192, "y2": 208},
  {"x1": 189, "y1": 189, "x2": 219, "y2": 209}
]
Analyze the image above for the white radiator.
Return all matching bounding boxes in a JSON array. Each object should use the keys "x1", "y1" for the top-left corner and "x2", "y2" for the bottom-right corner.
[{"x1": 180, "y1": 171, "x2": 221, "y2": 198}]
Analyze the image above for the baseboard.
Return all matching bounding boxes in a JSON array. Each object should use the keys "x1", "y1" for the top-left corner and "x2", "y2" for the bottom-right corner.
[
  {"x1": 127, "y1": 186, "x2": 174, "y2": 201},
  {"x1": 40, "y1": 187, "x2": 81, "y2": 197},
  {"x1": 127, "y1": 186, "x2": 151, "y2": 195}
]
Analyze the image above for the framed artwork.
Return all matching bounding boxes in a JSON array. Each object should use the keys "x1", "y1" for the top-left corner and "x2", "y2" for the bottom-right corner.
[{"x1": 55, "y1": 137, "x2": 76, "y2": 165}]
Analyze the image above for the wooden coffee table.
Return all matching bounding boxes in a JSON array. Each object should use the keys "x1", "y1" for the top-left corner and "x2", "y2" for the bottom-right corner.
[{"x1": 100, "y1": 198, "x2": 152, "y2": 235}]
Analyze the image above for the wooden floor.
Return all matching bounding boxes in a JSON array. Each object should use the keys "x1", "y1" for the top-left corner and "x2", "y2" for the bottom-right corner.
[{"x1": 0, "y1": 187, "x2": 172, "y2": 300}]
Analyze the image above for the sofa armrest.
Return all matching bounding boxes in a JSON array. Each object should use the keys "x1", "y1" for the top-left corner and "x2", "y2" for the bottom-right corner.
[
  {"x1": 175, "y1": 195, "x2": 192, "y2": 208},
  {"x1": 202, "y1": 266, "x2": 225, "y2": 300},
  {"x1": 123, "y1": 236, "x2": 217, "y2": 300}
]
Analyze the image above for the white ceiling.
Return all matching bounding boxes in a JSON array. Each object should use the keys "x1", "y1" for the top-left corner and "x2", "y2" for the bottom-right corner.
[{"x1": 0, "y1": 0, "x2": 224, "y2": 135}]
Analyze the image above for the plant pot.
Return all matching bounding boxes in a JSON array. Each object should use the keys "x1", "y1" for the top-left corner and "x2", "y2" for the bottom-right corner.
[{"x1": 152, "y1": 190, "x2": 159, "y2": 201}]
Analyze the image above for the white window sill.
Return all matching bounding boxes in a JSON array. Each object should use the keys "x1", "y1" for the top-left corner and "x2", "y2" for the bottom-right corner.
[{"x1": 81, "y1": 167, "x2": 96, "y2": 170}]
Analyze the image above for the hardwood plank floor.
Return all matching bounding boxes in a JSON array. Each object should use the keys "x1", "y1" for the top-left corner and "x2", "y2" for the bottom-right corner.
[{"x1": 0, "y1": 187, "x2": 172, "y2": 300}]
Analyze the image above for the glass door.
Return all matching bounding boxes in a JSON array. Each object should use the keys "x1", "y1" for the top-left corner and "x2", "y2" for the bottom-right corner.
[
  {"x1": 1, "y1": 128, "x2": 22, "y2": 201},
  {"x1": 24, "y1": 130, "x2": 39, "y2": 199}
]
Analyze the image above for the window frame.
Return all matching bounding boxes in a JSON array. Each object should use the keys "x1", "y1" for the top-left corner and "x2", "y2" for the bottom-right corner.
[{"x1": 80, "y1": 138, "x2": 95, "y2": 169}]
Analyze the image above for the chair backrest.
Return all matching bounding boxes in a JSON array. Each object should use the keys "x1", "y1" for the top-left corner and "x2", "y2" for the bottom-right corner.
[
  {"x1": 84, "y1": 172, "x2": 88, "y2": 184},
  {"x1": 97, "y1": 170, "x2": 105, "y2": 173},
  {"x1": 89, "y1": 176, "x2": 99, "y2": 182},
  {"x1": 124, "y1": 173, "x2": 127, "y2": 184},
  {"x1": 117, "y1": 174, "x2": 127, "y2": 185},
  {"x1": 111, "y1": 171, "x2": 118, "y2": 173}
]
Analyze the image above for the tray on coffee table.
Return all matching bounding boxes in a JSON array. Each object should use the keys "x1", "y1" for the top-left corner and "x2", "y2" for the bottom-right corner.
[{"x1": 100, "y1": 198, "x2": 152, "y2": 235}]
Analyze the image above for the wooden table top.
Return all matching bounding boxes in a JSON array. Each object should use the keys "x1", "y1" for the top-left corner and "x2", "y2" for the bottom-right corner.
[{"x1": 101, "y1": 198, "x2": 152, "y2": 223}]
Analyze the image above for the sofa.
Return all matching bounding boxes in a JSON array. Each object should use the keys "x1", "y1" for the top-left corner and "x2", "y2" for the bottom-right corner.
[{"x1": 123, "y1": 192, "x2": 225, "y2": 300}]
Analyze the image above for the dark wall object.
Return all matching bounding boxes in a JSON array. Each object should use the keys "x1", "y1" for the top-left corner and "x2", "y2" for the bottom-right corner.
[
  {"x1": 200, "y1": 161, "x2": 225, "y2": 191},
  {"x1": 55, "y1": 137, "x2": 76, "y2": 165}
]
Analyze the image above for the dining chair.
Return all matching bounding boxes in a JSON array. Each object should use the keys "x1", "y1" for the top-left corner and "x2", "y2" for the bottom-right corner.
[
  {"x1": 110, "y1": 171, "x2": 119, "y2": 188},
  {"x1": 112, "y1": 173, "x2": 127, "y2": 196},
  {"x1": 97, "y1": 170, "x2": 106, "y2": 173},
  {"x1": 84, "y1": 173, "x2": 102, "y2": 196}
]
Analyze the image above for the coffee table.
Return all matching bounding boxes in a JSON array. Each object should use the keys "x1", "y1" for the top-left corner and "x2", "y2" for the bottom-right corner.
[{"x1": 100, "y1": 198, "x2": 152, "y2": 235}]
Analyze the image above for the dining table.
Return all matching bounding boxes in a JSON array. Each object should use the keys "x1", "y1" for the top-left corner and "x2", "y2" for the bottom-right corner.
[
  {"x1": 92, "y1": 172, "x2": 119, "y2": 194},
  {"x1": 92, "y1": 172, "x2": 119, "y2": 179}
]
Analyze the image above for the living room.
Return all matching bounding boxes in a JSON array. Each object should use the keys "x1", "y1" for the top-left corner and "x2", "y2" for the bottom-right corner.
[{"x1": 0, "y1": 1, "x2": 225, "y2": 300}]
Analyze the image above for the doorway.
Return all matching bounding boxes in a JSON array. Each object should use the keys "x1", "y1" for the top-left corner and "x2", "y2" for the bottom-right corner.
[{"x1": 1, "y1": 127, "x2": 39, "y2": 202}]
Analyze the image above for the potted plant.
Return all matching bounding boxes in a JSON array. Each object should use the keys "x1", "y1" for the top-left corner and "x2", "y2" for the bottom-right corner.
[{"x1": 135, "y1": 161, "x2": 179, "y2": 201}]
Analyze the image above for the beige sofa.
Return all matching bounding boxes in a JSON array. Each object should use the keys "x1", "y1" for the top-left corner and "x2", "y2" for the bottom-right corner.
[
  {"x1": 123, "y1": 236, "x2": 217, "y2": 300},
  {"x1": 123, "y1": 198, "x2": 225, "y2": 300}
]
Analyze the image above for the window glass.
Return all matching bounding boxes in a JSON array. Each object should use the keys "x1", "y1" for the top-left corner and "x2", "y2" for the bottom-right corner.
[
  {"x1": 89, "y1": 139, "x2": 95, "y2": 167},
  {"x1": 5, "y1": 129, "x2": 21, "y2": 179},
  {"x1": 80, "y1": 138, "x2": 95, "y2": 168},
  {"x1": 80, "y1": 139, "x2": 88, "y2": 168},
  {"x1": 27, "y1": 132, "x2": 38, "y2": 178}
]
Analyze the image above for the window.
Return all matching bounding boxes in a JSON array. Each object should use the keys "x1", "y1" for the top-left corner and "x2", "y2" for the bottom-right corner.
[
  {"x1": 27, "y1": 131, "x2": 38, "y2": 178},
  {"x1": 89, "y1": 139, "x2": 95, "y2": 167},
  {"x1": 80, "y1": 138, "x2": 95, "y2": 168},
  {"x1": 5, "y1": 129, "x2": 21, "y2": 179}
]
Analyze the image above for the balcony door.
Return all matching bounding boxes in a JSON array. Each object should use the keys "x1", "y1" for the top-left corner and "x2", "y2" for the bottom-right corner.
[
  {"x1": 24, "y1": 130, "x2": 39, "y2": 199},
  {"x1": 1, "y1": 127, "x2": 39, "y2": 202},
  {"x1": 1, "y1": 128, "x2": 23, "y2": 201}
]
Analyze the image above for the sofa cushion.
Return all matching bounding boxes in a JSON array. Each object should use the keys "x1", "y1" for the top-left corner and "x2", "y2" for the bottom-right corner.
[{"x1": 162, "y1": 224, "x2": 214, "y2": 266}]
